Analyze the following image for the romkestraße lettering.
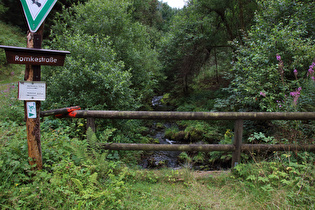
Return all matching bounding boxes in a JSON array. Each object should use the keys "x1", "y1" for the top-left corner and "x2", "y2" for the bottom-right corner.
[{"x1": 15, "y1": 55, "x2": 58, "y2": 64}]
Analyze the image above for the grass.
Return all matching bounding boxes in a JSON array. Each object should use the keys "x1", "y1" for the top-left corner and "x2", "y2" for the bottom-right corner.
[
  {"x1": 120, "y1": 168, "x2": 294, "y2": 210},
  {"x1": 0, "y1": 21, "x2": 25, "y2": 84}
]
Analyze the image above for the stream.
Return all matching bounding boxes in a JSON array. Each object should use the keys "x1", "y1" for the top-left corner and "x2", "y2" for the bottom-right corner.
[{"x1": 139, "y1": 96, "x2": 183, "y2": 169}]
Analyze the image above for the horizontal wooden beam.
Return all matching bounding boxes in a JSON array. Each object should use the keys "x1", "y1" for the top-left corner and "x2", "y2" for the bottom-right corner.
[
  {"x1": 40, "y1": 106, "x2": 81, "y2": 117},
  {"x1": 69, "y1": 110, "x2": 315, "y2": 120},
  {"x1": 100, "y1": 143, "x2": 234, "y2": 151},
  {"x1": 242, "y1": 144, "x2": 315, "y2": 152},
  {"x1": 99, "y1": 143, "x2": 315, "y2": 152}
]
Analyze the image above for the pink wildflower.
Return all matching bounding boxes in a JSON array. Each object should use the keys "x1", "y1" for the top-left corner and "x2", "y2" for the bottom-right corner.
[
  {"x1": 293, "y1": 69, "x2": 298, "y2": 80},
  {"x1": 290, "y1": 87, "x2": 302, "y2": 106},
  {"x1": 276, "y1": 54, "x2": 281, "y2": 61},
  {"x1": 298, "y1": 87, "x2": 302, "y2": 92},
  {"x1": 260, "y1": 92, "x2": 266, "y2": 97},
  {"x1": 308, "y1": 68, "x2": 314, "y2": 77}
]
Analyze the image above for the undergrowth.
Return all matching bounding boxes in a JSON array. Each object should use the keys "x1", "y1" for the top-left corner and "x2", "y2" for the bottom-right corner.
[
  {"x1": 0, "y1": 119, "x2": 314, "y2": 208},
  {"x1": 231, "y1": 158, "x2": 315, "y2": 208}
]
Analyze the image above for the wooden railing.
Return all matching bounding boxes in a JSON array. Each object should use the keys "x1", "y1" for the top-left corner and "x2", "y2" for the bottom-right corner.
[{"x1": 41, "y1": 107, "x2": 315, "y2": 168}]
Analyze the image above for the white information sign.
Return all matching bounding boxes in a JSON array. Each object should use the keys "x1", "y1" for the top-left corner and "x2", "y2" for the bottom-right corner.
[
  {"x1": 27, "y1": 102, "x2": 37, "y2": 118},
  {"x1": 18, "y1": 81, "x2": 46, "y2": 101}
]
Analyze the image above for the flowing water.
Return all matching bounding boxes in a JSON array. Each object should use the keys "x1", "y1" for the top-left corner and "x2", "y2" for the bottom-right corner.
[{"x1": 139, "y1": 96, "x2": 182, "y2": 169}]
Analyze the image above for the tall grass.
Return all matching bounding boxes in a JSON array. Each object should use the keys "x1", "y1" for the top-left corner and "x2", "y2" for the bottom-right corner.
[{"x1": 0, "y1": 21, "x2": 25, "y2": 83}]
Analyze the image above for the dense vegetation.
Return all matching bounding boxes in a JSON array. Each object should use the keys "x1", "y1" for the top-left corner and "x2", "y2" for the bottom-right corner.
[{"x1": 0, "y1": 0, "x2": 314, "y2": 208}]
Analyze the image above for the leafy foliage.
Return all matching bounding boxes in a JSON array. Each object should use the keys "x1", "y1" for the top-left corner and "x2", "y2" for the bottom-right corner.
[
  {"x1": 0, "y1": 121, "x2": 129, "y2": 209},
  {"x1": 215, "y1": 0, "x2": 315, "y2": 113},
  {"x1": 0, "y1": 83, "x2": 24, "y2": 122},
  {"x1": 233, "y1": 158, "x2": 315, "y2": 207},
  {"x1": 160, "y1": 0, "x2": 257, "y2": 94},
  {"x1": 0, "y1": 21, "x2": 25, "y2": 78},
  {"x1": 43, "y1": 34, "x2": 136, "y2": 111},
  {"x1": 46, "y1": 0, "x2": 163, "y2": 109}
]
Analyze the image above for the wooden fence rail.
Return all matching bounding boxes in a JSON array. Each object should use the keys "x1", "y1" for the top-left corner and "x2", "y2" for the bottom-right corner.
[{"x1": 41, "y1": 107, "x2": 315, "y2": 168}]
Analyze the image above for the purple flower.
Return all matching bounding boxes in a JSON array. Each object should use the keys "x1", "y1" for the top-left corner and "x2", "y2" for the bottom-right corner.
[
  {"x1": 290, "y1": 87, "x2": 302, "y2": 105},
  {"x1": 308, "y1": 68, "x2": 314, "y2": 77},
  {"x1": 312, "y1": 76, "x2": 315, "y2": 81},
  {"x1": 290, "y1": 92, "x2": 297, "y2": 97},
  {"x1": 294, "y1": 69, "x2": 298, "y2": 79},
  {"x1": 260, "y1": 92, "x2": 266, "y2": 97},
  {"x1": 276, "y1": 54, "x2": 281, "y2": 61},
  {"x1": 298, "y1": 87, "x2": 302, "y2": 92},
  {"x1": 11, "y1": 71, "x2": 14, "y2": 76}
]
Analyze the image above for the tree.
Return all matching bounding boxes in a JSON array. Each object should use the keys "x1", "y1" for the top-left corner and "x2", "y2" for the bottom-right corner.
[
  {"x1": 160, "y1": 0, "x2": 257, "y2": 94},
  {"x1": 42, "y1": 34, "x2": 136, "y2": 111},
  {"x1": 43, "y1": 0, "x2": 163, "y2": 110}
]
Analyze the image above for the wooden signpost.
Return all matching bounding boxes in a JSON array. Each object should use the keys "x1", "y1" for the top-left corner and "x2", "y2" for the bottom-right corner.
[{"x1": 0, "y1": 0, "x2": 69, "y2": 170}]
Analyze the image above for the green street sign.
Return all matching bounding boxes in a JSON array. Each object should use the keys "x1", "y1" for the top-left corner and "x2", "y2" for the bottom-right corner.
[{"x1": 20, "y1": 0, "x2": 57, "y2": 33}]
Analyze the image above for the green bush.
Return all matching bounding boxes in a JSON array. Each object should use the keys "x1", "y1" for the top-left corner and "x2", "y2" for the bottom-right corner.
[
  {"x1": 215, "y1": 0, "x2": 315, "y2": 113},
  {"x1": 232, "y1": 157, "x2": 315, "y2": 207},
  {"x1": 43, "y1": 34, "x2": 136, "y2": 111},
  {"x1": 47, "y1": 0, "x2": 163, "y2": 109},
  {"x1": 0, "y1": 121, "x2": 129, "y2": 209}
]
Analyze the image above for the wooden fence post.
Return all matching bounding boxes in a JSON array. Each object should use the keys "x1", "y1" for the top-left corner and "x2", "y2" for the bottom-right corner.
[
  {"x1": 87, "y1": 118, "x2": 95, "y2": 132},
  {"x1": 232, "y1": 119, "x2": 243, "y2": 168}
]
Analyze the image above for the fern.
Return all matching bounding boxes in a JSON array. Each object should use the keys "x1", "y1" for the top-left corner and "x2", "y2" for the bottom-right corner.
[
  {"x1": 87, "y1": 127, "x2": 99, "y2": 152},
  {"x1": 71, "y1": 178, "x2": 83, "y2": 192},
  {"x1": 89, "y1": 172, "x2": 98, "y2": 185}
]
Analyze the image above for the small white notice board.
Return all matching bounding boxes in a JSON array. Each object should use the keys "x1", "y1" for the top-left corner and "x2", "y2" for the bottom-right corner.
[{"x1": 18, "y1": 81, "x2": 46, "y2": 101}]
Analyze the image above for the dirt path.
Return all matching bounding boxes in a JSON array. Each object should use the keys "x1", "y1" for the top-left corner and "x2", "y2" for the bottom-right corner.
[{"x1": 193, "y1": 170, "x2": 230, "y2": 179}]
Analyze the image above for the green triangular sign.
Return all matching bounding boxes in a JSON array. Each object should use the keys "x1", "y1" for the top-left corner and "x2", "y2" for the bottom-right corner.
[
  {"x1": 20, "y1": 0, "x2": 57, "y2": 33},
  {"x1": 29, "y1": 113, "x2": 35, "y2": 117}
]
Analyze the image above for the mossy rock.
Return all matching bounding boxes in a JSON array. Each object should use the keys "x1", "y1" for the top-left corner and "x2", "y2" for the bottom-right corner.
[
  {"x1": 155, "y1": 123, "x2": 165, "y2": 130},
  {"x1": 173, "y1": 131, "x2": 188, "y2": 141},
  {"x1": 189, "y1": 129, "x2": 203, "y2": 142}
]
